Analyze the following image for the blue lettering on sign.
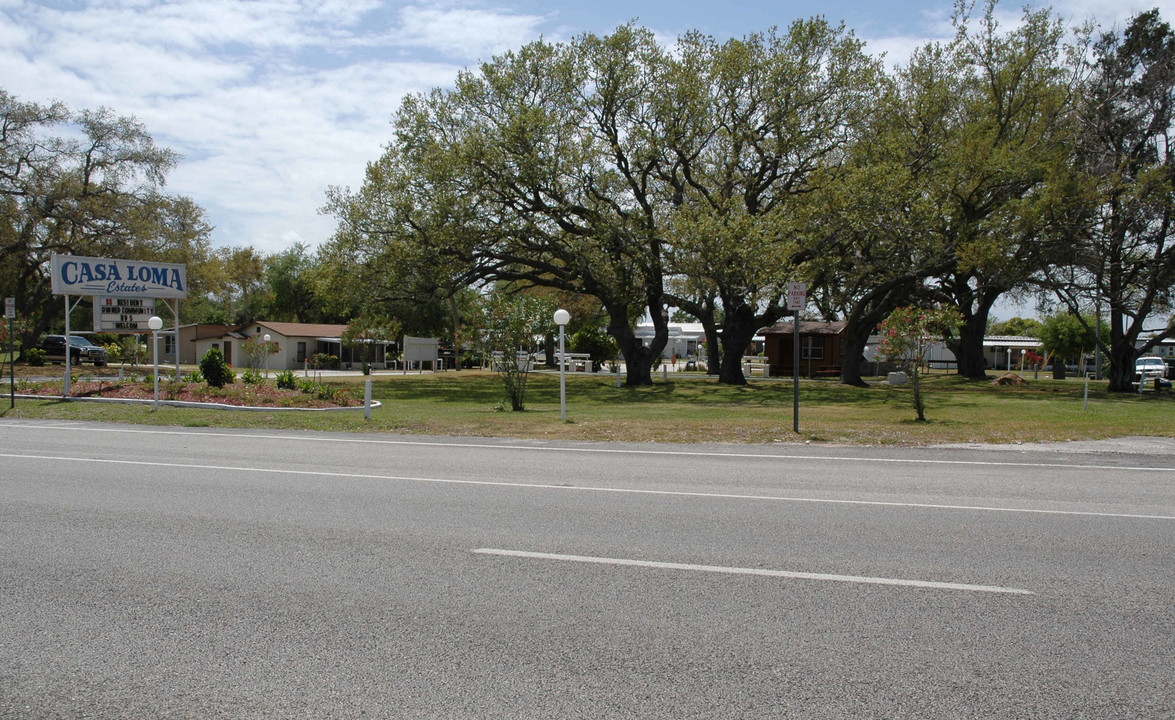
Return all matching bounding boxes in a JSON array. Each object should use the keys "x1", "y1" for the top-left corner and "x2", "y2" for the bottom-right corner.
[{"x1": 53, "y1": 255, "x2": 185, "y2": 297}]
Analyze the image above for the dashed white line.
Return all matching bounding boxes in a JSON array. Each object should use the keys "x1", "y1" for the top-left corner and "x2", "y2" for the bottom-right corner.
[{"x1": 473, "y1": 548, "x2": 1036, "y2": 595}]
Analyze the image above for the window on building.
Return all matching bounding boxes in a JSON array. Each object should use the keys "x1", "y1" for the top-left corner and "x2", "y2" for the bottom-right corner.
[
  {"x1": 802, "y1": 336, "x2": 823, "y2": 360},
  {"x1": 164, "y1": 335, "x2": 175, "y2": 356},
  {"x1": 297, "y1": 341, "x2": 307, "y2": 363}
]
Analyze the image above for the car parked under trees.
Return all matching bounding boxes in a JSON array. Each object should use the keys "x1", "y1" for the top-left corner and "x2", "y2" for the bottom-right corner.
[{"x1": 37, "y1": 335, "x2": 107, "y2": 366}]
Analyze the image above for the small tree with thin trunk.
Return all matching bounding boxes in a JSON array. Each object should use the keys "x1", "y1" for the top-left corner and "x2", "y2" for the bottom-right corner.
[
  {"x1": 241, "y1": 335, "x2": 280, "y2": 373},
  {"x1": 461, "y1": 292, "x2": 555, "y2": 411},
  {"x1": 877, "y1": 305, "x2": 961, "y2": 422}
]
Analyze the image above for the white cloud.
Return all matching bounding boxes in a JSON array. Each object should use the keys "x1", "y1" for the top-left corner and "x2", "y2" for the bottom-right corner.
[
  {"x1": 396, "y1": 5, "x2": 548, "y2": 59},
  {"x1": 0, "y1": 0, "x2": 534, "y2": 255}
]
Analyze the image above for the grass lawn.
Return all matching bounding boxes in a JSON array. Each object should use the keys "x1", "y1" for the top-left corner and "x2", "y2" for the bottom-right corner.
[{"x1": 3, "y1": 367, "x2": 1172, "y2": 445}]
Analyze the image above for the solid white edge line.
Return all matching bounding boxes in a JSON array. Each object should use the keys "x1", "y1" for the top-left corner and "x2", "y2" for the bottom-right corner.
[
  {"x1": 472, "y1": 549, "x2": 1036, "y2": 596},
  {"x1": 1, "y1": 420, "x2": 1172, "y2": 474},
  {"x1": 0, "y1": 451, "x2": 1172, "y2": 521}
]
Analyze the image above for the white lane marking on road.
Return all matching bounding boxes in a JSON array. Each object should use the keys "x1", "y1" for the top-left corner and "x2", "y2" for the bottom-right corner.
[
  {"x1": 2, "y1": 421, "x2": 1173, "y2": 473},
  {"x1": 2, "y1": 452, "x2": 1172, "y2": 521},
  {"x1": 473, "y1": 548, "x2": 1036, "y2": 595}
]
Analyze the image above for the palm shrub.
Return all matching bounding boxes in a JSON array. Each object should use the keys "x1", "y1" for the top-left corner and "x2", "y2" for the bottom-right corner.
[{"x1": 275, "y1": 369, "x2": 297, "y2": 390}]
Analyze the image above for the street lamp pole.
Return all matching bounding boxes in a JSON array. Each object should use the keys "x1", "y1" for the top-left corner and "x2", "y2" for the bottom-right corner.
[
  {"x1": 554, "y1": 309, "x2": 570, "y2": 422},
  {"x1": 148, "y1": 315, "x2": 163, "y2": 408},
  {"x1": 263, "y1": 333, "x2": 271, "y2": 379}
]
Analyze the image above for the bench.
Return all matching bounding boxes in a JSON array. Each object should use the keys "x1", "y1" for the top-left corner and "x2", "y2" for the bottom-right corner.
[{"x1": 556, "y1": 352, "x2": 592, "y2": 373}]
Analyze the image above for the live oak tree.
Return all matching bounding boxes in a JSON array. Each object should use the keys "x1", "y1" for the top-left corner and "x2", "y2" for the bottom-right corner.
[
  {"x1": 802, "y1": 45, "x2": 957, "y2": 387},
  {"x1": 0, "y1": 89, "x2": 211, "y2": 348},
  {"x1": 661, "y1": 21, "x2": 883, "y2": 385},
  {"x1": 919, "y1": 2, "x2": 1074, "y2": 379},
  {"x1": 1042, "y1": 10, "x2": 1175, "y2": 391},
  {"x1": 328, "y1": 27, "x2": 674, "y2": 385}
]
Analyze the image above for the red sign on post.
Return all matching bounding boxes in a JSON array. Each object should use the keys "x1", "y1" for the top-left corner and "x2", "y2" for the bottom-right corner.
[{"x1": 786, "y1": 282, "x2": 807, "y2": 311}]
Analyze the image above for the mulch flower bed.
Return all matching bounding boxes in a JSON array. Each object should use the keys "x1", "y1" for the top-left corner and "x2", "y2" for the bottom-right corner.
[{"x1": 19, "y1": 379, "x2": 361, "y2": 408}]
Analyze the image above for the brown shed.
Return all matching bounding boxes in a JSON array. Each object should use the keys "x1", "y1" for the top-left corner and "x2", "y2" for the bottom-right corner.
[{"x1": 762, "y1": 321, "x2": 847, "y2": 377}]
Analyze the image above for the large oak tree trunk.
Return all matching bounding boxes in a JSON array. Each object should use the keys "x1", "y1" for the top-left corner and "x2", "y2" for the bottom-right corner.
[{"x1": 607, "y1": 305, "x2": 665, "y2": 387}]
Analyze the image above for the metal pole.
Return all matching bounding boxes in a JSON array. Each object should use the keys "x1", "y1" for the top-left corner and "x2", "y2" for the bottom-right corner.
[
  {"x1": 793, "y1": 311, "x2": 800, "y2": 434},
  {"x1": 364, "y1": 377, "x2": 372, "y2": 421},
  {"x1": 152, "y1": 330, "x2": 160, "y2": 408},
  {"x1": 63, "y1": 294, "x2": 70, "y2": 398},
  {"x1": 1095, "y1": 294, "x2": 1101, "y2": 381},
  {"x1": 174, "y1": 300, "x2": 180, "y2": 380},
  {"x1": 8, "y1": 314, "x2": 14, "y2": 409},
  {"x1": 558, "y1": 324, "x2": 567, "y2": 422}
]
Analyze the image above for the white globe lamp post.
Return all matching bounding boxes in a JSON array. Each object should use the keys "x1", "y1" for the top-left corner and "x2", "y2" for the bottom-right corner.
[
  {"x1": 553, "y1": 309, "x2": 571, "y2": 422},
  {"x1": 263, "y1": 333, "x2": 272, "y2": 379},
  {"x1": 148, "y1": 316, "x2": 163, "y2": 408}
]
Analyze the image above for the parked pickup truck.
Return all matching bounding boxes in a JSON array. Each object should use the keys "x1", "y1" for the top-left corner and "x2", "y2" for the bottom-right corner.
[{"x1": 38, "y1": 334, "x2": 108, "y2": 366}]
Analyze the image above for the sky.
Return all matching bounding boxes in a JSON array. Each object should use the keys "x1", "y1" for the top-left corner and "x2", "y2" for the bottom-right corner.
[{"x1": 2, "y1": 0, "x2": 1171, "y2": 283}]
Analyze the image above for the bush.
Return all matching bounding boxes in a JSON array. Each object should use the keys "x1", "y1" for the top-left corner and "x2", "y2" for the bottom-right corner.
[
  {"x1": 310, "y1": 353, "x2": 338, "y2": 370},
  {"x1": 275, "y1": 369, "x2": 297, "y2": 390},
  {"x1": 240, "y1": 368, "x2": 264, "y2": 384},
  {"x1": 182, "y1": 370, "x2": 203, "y2": 383},
  {"x1": 570, "y1": 326, "x2": 619, "y2": 372},
  {"x1": 199, "y1": 347, "x2": 234, "y2": 388},
  {"x1": 25, "y1": 348, "x2": 45, "y2": 366},
  {"x1": 296, "y1": 378, "x2": 320, "y2": 394}
]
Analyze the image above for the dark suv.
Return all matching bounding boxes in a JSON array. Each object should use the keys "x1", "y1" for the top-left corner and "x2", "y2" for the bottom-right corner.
[{"x1": 38, "y1": 335, "x2": 108, "y2": 366}]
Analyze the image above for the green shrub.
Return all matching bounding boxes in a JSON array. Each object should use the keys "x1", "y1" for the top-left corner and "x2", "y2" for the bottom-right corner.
[
  {"x1": 296, "y1": 378, "x2": 320, "y2": 394},
  {"x1": 312, "y1": 353, "x2": 339, "y2": 370},
  {"x1": 182, "y1": 370, "x2": 203, "y2": 383},
  {"x1": 26, "y1": 348, "x2": 46, "y2": 366},
  {"x1": 240, "y1": 368, "x2": 264, "y2": 385},
  {"x1": 199, "y1": 347, "x2": 234, "y2": 388},
  {"x1": 275, "y1": 369, "x2": 297, "y2": 390}
]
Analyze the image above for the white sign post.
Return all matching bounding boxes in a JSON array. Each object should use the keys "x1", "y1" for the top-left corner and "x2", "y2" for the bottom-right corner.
[{"x1": 786, "y1": 282, "x2": 807, "y2": 434}]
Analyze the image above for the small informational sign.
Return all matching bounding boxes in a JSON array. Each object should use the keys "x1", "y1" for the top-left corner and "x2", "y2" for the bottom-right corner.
[
  {"x1": 786, "y1": 282, "x2": 807, "y2": 311},
  {"x1": 4, "y1": 297, "x2": 13, "y2": 319},
  {"x1": 93, "y1": 296, "x2": 156, "y2": 332}
]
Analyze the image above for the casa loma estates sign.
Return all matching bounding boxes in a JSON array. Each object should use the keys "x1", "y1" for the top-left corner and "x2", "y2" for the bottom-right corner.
[{"x1": 51, "y1": 254, "x2": 187, "y2": 299}]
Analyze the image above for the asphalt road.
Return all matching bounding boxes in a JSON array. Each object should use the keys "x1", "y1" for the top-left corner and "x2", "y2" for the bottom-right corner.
[{"x1": 1, "y1": 419, "x2": 1172, "y2": 719}]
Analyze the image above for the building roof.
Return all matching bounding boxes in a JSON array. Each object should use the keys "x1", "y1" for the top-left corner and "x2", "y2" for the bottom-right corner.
[
  {"x1": 982, "y1": 335, "x2": 1041, "y2": 349},
  {"x1": 761, "y1": 320, "x2": 846, "y2": 335},
  {"x1": 249, "y1": 321, "x2": 350, "y2": 338},
  {"x1": 179, "y1": 323, "x2": 233, "y2": 341}
]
